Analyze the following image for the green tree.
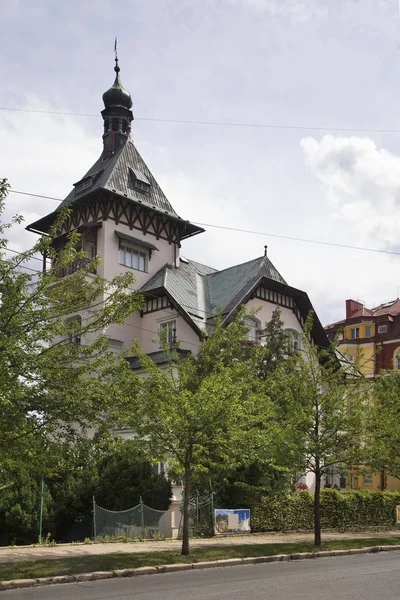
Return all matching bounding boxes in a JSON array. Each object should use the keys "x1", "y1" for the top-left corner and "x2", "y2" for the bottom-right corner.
[
  {"x1": 364, "y1": 370, "x2": 400, "y2": 483},
  {"x1": 112, "y1": 313, "x2": 263, "y2": 555},
  {"x1": 266, "y1": 319, "x2": 366, "y2": 545},
  {"x1": 0, "y1": 179, "x2": 144, "y2": 476},
  {"x1": 48, "y1": 435, "x2": 172, "y2": 541},
  {"x1": 0, "y1": 463, "x2": 53, "y2": 545}
]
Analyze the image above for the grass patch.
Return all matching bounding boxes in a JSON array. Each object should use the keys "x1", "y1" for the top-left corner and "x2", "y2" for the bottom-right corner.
[{"x1": 2, "y1": 537, "x2": 400, "y2": 581}]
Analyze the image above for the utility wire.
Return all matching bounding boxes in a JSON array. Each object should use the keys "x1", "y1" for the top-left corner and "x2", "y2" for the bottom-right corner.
[
  {"x1": 8, "y1": 188, "x2": 400, "y2": 258},
  {"x1": 1, "y1": 106, "x2": 400, "y2": 134},
  {"x1": 4, "y1": 244, "x2": 214, "y2": 319}
]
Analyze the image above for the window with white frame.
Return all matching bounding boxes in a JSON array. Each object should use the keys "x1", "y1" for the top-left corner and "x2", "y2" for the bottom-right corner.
[
  {"x1": 350, "y1": 327, "x2": 360, "y2": 339},
  {"x1": 363, "y1": 474, "x2": 373, "y2": 485},
  {"x1": 118, "y1": 242, "x2": 147, "y2": 272},
  {"x1": 244, "y1": 317, "x2": 261, "y2": 343},
  {"x1": 285, "y1": 329, "x2": 301, "y2": 352},
  {"x1": 365, "y1": 325, "x2": 372, "y2": 338},
  {"x1": 66, "y1": 315, "x2": 82, "y2": 345},
  {"x1": 378, "y1": 324, "x2": 388, "y2": 334},
  {"x1": 159, "y1": 320, "x2": 176, "y2": 346},
  {"x1": 394, "y1": 350, "x2": 400, "y2": 370}
]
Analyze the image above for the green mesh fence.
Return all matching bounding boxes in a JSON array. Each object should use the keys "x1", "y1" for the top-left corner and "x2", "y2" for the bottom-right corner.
[
  {"x1": 93, "y1": 497, "x2": 183, "y2": 540},
  {"x1": 187, "y1": 494, "x2": 214, "y2": 538}
]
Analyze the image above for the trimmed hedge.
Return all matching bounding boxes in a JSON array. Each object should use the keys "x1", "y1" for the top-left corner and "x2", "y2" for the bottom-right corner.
[{"x1": 251, "y1": 489, "x2": 400, "y2": 532}]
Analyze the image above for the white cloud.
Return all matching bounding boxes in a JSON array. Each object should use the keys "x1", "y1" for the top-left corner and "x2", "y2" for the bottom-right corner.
[
  {"x1": 301, "y1": 135, "x2": 400, "y2": 252},
  {"x1": 229, "y1": 0, "x2": 327, "y2": 22},
  {"x1": 0, "y1": 99, "x2": 100, "y2": 252}
]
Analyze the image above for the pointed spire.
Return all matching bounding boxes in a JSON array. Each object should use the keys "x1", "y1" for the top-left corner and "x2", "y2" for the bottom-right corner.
[
  {"x1": 113, "y1": 37, "x2": 121, "y2": 84},
  {"x1": 101, "y1": 42, "x2": 134, "y2": 156}
]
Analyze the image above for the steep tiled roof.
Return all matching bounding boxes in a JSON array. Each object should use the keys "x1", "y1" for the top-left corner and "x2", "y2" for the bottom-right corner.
[
  {"x1": 206, "y1": 255, "x2": 286, "y2": 317},
  {"x1": 350, "y1": 307, "x2": 374, "y2": 318},
  {"x1": 142, "y1": 255, "x2": 287, "y2": 325},
  {"x1": 141, "y1": 258, "x2": 217, "y2": 331},
  {"x1": 373, "y1": 299, "x2": 400, "y2": 317},
  {"x1": 141, "y1": 254, "x2": 328, "y2": 348},
  {"x1": 60, "y1": 140, "x2": 178, "y2": 217},
  {"x1": 325, "y1": 319, "x2": 346, "y2": 330}
]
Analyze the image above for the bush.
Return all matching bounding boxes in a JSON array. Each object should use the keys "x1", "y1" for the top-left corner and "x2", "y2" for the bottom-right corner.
[{"x1": 251, "y1": 489, "x2": 400, "y2": 532}]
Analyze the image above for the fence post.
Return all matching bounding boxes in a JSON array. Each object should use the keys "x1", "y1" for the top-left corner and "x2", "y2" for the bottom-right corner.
[
  {"x1": 196, "y1": 491, "x2": 199, "y2": 536},
  {"x1": 210, "y1": 491, "x2": 215, "y2": 536},
  {"x1": 93, "y1": 496, "x2": 97, "y2": 540},
  {"x1": 39, "y1": 477, "x2": 44, "y2": 543},
  {"x1": 140, "y1": 496, "x2": 145, "y2": 539}
]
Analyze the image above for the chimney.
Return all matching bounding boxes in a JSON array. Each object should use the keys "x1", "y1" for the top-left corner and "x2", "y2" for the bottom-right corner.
[{"x1": 346, "y1": 299, "x2": 363, "y2": 320}]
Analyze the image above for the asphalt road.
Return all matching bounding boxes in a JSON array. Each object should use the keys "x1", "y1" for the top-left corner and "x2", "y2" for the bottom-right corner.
[{"x1": 3, "y1": 553, "x2": 400, "y2": 599}]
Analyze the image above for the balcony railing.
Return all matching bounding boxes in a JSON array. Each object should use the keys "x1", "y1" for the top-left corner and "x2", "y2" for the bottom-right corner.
[{"x1": 57, "y1": 257, "x2": 96, "y2": 278}]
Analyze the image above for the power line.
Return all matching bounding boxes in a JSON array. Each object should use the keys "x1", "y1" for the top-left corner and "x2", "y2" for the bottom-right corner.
[
  {"x1": 2, "y1": 106, "x2": 400, "y2": 134},
  {"x1": 4, "y1": 244, "x2": 214, "y2": 319},
  {"x1": 8, "y1": 188, "x2": 400, "y2": 258}
]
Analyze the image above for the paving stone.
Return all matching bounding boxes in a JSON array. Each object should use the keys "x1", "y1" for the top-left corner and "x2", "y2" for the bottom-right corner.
[
  {"x1": 157, "y1": 564, "x2": 193, "y2": 573},
  {"x1": 75, "y1": 573, "x2": 96, "y2": 582},
  {"x1": 113, "y1": 568, "x2": 137, "y2": 577},
  {"x1": 132, "y1": 567, "x2": 158, "y2": 575},
  {"x1": 193, "y1": 561, "x2": 218, "y2": 569},
  {"x1": 89, "y1": 571, "x2": 113, "y2": 580},
  {"x1": 216, "y1": 559, "x2": 243, "y2": 567},
  {"x1": 51, "y1": 575, "x2": 75, "y2": 584},
  {"x1": 1, "y1": 579, "x2": 37, "y2": 590}
]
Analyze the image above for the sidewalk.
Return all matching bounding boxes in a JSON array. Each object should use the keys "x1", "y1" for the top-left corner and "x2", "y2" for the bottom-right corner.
[{"x1": 0, "y1": 530, "x2": 398, "y2": 564}]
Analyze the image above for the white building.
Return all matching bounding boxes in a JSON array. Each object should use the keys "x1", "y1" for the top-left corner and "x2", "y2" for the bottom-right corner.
[{"x1": 27, "y1": 57, "x2": 332, "y2": 512}]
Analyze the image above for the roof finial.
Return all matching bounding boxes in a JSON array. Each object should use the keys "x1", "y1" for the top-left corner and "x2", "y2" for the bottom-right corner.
[
  {"x1": 264, "y1": 245, "x2": 268, "y2": 257},
  {"x1": 114, "y1": 37, "x2": 120, "y2": 74}
]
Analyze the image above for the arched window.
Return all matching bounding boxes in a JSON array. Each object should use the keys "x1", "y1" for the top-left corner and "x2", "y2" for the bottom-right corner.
[
  {"x1": 285, "y1": 329, "x2": 301, "y2": 352},
  {"x1": 244, "y1": 317, "x2": 261, "y2": 343},
  {"x1": 393, "y1": 347, "x2": 400, "y2": 369}
]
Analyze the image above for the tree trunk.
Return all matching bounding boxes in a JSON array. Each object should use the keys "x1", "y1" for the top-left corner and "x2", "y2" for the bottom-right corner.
[
  {"x1": 181, "y1": 449, "x2": 192, "y2": 556},
  {"x1": 314, "y1": 468, "x2": 321, "y2": 546}
]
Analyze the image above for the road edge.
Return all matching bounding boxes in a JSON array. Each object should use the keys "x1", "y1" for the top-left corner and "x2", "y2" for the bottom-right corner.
[{"x1": 1, "y1": 545, "x2": 399, "y2": 592}]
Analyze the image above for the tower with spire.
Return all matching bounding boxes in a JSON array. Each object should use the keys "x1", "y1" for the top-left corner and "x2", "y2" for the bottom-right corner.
[
  {"x1": 101, "y1": 54, "x2": 134, "y2": 156},
  {"x1": 27, "y1": 54, "x2": 329, "y2": 362}
]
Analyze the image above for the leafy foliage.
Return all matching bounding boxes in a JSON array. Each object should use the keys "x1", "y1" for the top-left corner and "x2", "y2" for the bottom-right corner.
[
  {"x1": 0, "y1": 179, "x2": 143, "y2": 476},
  {"x1": 256, "y1": 315, "x2": 367, "y2": 544},
  {"x1": 364, "y1": 371, "x2": 400, "y2": 481},
  {"x1": 112, "y1": 311, "x2": 265, "y2": 554},
  {"x1": 251, "y1": 489, "x2": 400, "y2": 532},
  {"x1": 48, "y1": 435, "x2": 172, "y2": 542}
]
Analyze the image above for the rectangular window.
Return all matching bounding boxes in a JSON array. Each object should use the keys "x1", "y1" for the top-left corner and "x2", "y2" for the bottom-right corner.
[
  {"x1": 119, "y1": 243, "x2": 147, "y2": 272},
  {"x1": 365, "y1": 326, "x2": 372, "y2": 338},
  {"x1": 363, "y1": 474, "x2": 373, "y2": 485},
  {"x1": 350, "y1": 327, "x2": 359, "y2": 339},
  {"x1": 378, "y1": 325, "x2": 387, "y2": 334},
  {"x1": 159, "y1": 320, "x2": 176, "y2": 345}
]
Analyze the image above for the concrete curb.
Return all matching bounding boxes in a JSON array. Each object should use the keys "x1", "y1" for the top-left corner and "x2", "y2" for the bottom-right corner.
[{"x1": 1, "y1": 545, "x2": 399, "y2": 592}]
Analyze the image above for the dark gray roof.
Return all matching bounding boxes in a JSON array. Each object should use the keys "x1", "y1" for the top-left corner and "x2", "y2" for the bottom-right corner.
[
  {"x1": 141, "y1": 255, "x2": 286, "y2": 330},
  {"x1": 141, "y1": 258, "x2": 217, "y2": 330},
  {"x1": 127, "y1": 348, "x2": 192, "y2": 370},
  {"x1": 140, "y1": 254, "x2": 329, "y2": 349},
  {"x1": 207, "y1": 255, "x2": 287, "y2": 317},
  {"x1": 60, "y1": 140, "x2": 178, "y2": 217}
]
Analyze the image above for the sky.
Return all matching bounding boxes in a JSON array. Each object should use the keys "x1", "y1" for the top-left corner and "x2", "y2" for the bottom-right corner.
[{"x1": 1, "y1": 0, "x2": 400, "y2": 326}]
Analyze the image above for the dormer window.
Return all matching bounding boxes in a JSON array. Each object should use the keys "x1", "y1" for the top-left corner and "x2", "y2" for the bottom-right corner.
[
  {"x1": 74, "y1": 177, "x2": 93, "y2": 194},
  {"x1": 129, "y1": 168, "x2": 151, "y2": 195}
]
